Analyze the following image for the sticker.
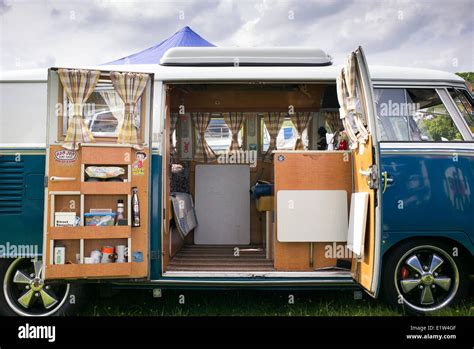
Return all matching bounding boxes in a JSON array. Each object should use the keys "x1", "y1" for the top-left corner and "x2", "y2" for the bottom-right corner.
[
  {"x1": 54, "y1": 150, "x2": 77, "y2": 163},
  {"x1": 132, "y1": 151, "x2": 147, "y2": 176},
  {"x1": 277, "y1": 154, "x2": 285, "y2": 162}
]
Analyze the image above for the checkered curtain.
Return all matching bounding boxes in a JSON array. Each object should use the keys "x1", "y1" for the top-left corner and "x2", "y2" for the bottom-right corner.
[
  {"x1": 110, "y1": 72, "x2": 149, "y2": 145},
  {"x1": 290, "y1": 112, "x2": 312, "y2": 150},
  {"x1": 192, "y1": 112, "x2": 216, "y2": 163},
  {"x1": 58, "y1": 69, "x2": 100, "y2": 150},
  {"x1": 223, "y1": 112, "x2": 244, "y2": 152},
  {"x1": 263, "y1": 112, "x2": 286, "y2": 162},
  {"x1": 336, "y1": 51, "x2": 369, "y2": 147}
]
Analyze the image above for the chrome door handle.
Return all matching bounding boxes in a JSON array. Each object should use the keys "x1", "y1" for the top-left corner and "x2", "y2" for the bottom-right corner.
[
  {"x1": 50, "y1": 176, "x2": 76, "y2": 182},
  {"x1": 381, "y1": 171, "x2": 394, "y2": 193}
]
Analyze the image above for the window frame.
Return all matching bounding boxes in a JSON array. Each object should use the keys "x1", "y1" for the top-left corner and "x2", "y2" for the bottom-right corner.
[
  {"x1": 447, "y1": 88, "x2": 474, "y2": 137},
  {"x1": 373, "y1": 84, "x2": 473, "y2": 143},
  {"x1": 56, "y1": 74, "x2": 147, "y2": 144}
]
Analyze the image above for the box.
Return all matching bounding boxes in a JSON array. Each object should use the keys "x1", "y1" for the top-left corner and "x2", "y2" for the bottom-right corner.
[
  {"x1": 84, "y1": 212, "x2": 116, "y2": 226},
  {"x1": 54, "y1": 246, "x2": 65, "y2": 265},
  {"x1": 54, "y1": 212, "x2": 77, "y2": 227}
]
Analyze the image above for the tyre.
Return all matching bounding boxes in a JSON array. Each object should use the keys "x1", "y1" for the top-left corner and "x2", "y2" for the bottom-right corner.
[
  {"x1": 0, "y1": 258, "x2": 88, "y2": 316},
  {"x1": 381, "y1": 240, "x2": 469, "y2": 314}
]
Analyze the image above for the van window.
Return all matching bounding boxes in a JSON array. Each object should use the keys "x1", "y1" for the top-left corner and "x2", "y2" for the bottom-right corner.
[
  {"x1": 375, "y1": 88, "x2": 463, "y2": 142},
  {"x1": 204, "y1": 117, "x2": 243, "y2": 153},
  {"x1": 261, "y1": 115, "x2": 309, "y2": 152},
  {"x1": 448, "y1": 88, "x2": 474, "y2": 135}
]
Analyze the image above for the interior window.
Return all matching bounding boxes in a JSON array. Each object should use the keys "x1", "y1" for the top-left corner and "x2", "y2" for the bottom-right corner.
[
  {"x1": 204, "y1": 116, "x2": 243, "y2": 153},
  {"x1": 448, "y1": 88, "x2": 474, "y2": 134},
  {"x1": 375, "y1": 88, "x2": 463, "y2": 141},
  {"x1": 62, "y1": 87, "x2": 142, "y2": 138},
  {"x1": 261, "y1": 116, "x2": 308, "y2": 152}
]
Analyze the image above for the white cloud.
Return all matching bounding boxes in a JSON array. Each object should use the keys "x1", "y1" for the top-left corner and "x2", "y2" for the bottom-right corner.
[{"x1": 0, "y1": 0, "x2": 472, "y2": 72}]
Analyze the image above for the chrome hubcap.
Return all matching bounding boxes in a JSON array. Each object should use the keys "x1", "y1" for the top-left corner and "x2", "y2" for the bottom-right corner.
[
  {"x1": 4, "y1": 258, "x2": 70, "y2": 316},
  {"x1": 395, "y1": 246, "x2": 459, "y2": 312}
]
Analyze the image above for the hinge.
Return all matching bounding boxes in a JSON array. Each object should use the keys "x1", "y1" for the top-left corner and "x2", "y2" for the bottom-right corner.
[
  {"x1": 150, "y1": 250, "x2": 160, "y2": 260},
  {"x1": 44, "y1": 175, "x2": 48, "y2": 188}
]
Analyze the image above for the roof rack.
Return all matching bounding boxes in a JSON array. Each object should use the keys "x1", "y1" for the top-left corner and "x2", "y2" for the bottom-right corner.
[{"x1": 160, "y1": 47, "x2": 332, "y2": 67}]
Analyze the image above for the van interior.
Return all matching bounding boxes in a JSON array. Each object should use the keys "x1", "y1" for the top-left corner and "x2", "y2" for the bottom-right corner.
[{"x1": 163, "y1": 83, "x2": 356, "y2": 275}]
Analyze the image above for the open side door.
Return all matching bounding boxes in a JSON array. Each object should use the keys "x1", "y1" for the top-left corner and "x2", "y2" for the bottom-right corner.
[
  {"x1": 339, "y1": 47, "x2": 382, "y2": 296},
  {"x1": 43, "y1": 68, "x2": 154, "y2": 280}
]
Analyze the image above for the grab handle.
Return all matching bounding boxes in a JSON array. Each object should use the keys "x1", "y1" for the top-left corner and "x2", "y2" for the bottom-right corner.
[{"x1": 50, "y1": 176, "x2": 76, "y2": 182}]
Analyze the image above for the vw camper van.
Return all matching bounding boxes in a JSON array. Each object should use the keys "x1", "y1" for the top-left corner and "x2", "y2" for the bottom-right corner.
[{"x1": 0, "y1": 47, "x2": 472, "y2": 316}]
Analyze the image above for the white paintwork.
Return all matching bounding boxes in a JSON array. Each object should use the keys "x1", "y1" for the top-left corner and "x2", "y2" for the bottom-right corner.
[
  {"x1": 160, "y1": 47, "x2": 332, "y2": 66},
  {"x1": 277, "y1": 190, "x2": 348, "y2": 242},
  {"x1": 347, "y1": 192, "x2": 369, "y2": 258},
  {"x1": 0, "y1": 64, "x2": 465, "y2": 84},
  {"x1": 194, "y1": 164, "x2": 250, "y2": 245},
  {"x1": 162, "y1": 270, "x2": 351, "y2": 278}
]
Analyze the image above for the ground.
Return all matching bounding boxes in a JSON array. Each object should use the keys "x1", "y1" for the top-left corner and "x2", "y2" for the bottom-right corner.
[{"x1": 78, "y1": 288, "x2": 474, "y2": 316}]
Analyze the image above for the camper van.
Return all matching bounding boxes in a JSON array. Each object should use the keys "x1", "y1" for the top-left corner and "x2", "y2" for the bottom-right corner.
[{"x1": 0, "y1": 47, "x2": 472, "y2": 316}]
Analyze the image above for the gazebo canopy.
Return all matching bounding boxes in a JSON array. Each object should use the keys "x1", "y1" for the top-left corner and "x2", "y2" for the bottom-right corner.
[{"x1": 103, "y1": 26, "x2": 215, "y2": 65}]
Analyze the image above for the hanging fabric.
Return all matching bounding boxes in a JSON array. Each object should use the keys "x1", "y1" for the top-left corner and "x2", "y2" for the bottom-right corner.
[
  {"x1": 169, "y1": 112, "x2": 179, "y2": 159},
  {"x1": 58, "y1": 69, "x2": 100, "y2": 150},
  {"x1": 192, "y1": 112, "x2": 216, "y2": 163},
  {"x1": 223, "y1": 112, "x2": 244, "y2": 152},
  {"x1": 336, "y1": 52, "x2": 369, "y2": 148},
  {"x1": 263, "y1": 112, "x2": 286, "y2": 162},
  {"x1": 99, "y1": 90, "x2": 125, "y2": 133},
  {"x1": 321, "y1": 111, "x2": 343, "y2": 133},
  {"x1": 110, "y1": 72, "x2": 149, "y2": 146},
  {"x1": 290, "y1": 112, "x2": 312, "y2": 150}
]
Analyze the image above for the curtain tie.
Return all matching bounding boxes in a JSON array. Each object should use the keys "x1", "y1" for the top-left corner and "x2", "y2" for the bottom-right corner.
[{"x1": 71, "y1": 103, "x2": 83, "y2": 118}]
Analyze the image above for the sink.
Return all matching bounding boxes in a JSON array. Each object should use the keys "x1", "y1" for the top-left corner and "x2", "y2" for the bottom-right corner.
[{"x1": 256, "y1": 196, "x2": 274, "y2": 212}]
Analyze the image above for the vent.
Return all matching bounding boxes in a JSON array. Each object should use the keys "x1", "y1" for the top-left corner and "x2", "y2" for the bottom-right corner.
[{"x1": 0, "y1": 160, "x2": 24, "y2": 215}]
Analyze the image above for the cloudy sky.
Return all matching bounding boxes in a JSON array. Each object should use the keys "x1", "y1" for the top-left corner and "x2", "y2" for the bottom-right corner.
[{"x1": 0, "y1": 0, "x2": 473, "y2": 72}]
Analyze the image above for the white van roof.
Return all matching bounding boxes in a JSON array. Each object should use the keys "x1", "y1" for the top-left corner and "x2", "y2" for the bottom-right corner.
[
  {"x1": 0, "y1": 46, "x2": 466, "y2": 85},
  {"x1": 160, "y1": 47, "x2": 333, "y2": 66}
]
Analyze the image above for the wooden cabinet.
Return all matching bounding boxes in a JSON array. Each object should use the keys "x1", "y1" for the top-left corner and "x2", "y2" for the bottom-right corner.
[{"x1": 44, "y1": 145, "x2": 149, "y2": 280}]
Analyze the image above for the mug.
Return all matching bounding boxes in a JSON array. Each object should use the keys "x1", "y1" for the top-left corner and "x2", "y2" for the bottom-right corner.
[
  {"x1": 115, "y1": 245, "x2": 128, "y2": 263},
  {"x1": 84, "y1": 257, "x2": 95, "y2": 264},
  {"x1": 90, "y1": 250, "x2": 102, "y2": 264},
  {"x1": 101, "y1": 246, "x2": 115, "y2": 264}
]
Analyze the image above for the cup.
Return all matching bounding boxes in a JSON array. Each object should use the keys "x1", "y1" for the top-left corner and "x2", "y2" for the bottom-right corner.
[
  {"x1": 115, "y1": 245, "x2": 128, "y2": 263},
  {"x1": 101, "y1": 246, "x2": 115, "y2": 263},
  {"x1": 84, "y1": 257, "x2": 95, "y2": 264},
  {"x1": 90, "y1": 250, "x2": 102, "y2": 264}
]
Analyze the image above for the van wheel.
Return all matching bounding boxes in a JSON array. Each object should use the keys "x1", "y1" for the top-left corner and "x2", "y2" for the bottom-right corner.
[
  {"x1": 382, "y1": 240, "x2": 468, "y2": 314},
  {"x1": 0, "y1": 258, "x2": 86, "y2": 316}
]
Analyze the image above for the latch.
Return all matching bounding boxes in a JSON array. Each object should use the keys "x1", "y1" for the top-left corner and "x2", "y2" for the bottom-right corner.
[{"x1": 359, "y1": 165, "x2": 379, "y2": 190}]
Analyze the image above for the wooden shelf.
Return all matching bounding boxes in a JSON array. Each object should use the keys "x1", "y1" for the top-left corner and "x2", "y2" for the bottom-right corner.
[
  {"x1": 49, "y1": 226, "x2": 131, "y2": 240},
  {"x1": 46, "y1": 262, "x2": 132, "y2": 279},
  {"x1": 82, "y1": 146, "x2": 132, "y2": 165},
  {"x1": 81, "y1": 181, "x2": 131, "y2": 194}
]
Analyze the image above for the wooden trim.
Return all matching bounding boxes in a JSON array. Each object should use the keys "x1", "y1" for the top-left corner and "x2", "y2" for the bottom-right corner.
[
  {"x1": 49, "y1": 226, "x2": 132, "y2": 240},
  {"x1": 46, "y1": 263, "x2": 132, "y2": 279},
  {"x1": 81, "y1": 182, "x2": 131, "y2": 195}
]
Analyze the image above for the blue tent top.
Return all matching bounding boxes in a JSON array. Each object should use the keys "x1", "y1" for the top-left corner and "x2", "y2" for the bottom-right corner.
[{"x1": 103, "y1": 26, "x2": 215, "y2": 65}]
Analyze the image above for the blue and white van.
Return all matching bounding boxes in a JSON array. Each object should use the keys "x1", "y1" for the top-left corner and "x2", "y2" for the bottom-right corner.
[{"x1": 0, "y1": 47, "x2": 472, "y2": 316}]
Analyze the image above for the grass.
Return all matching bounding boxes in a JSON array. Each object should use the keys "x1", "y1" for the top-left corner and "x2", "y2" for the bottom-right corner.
[{"x1": 78, "y1": 288, "x2": 474, "y2": 317}]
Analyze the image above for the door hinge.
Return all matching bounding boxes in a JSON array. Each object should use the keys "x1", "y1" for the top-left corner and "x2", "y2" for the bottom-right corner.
[
  {"x1": 150, "y1": 250, "x2": 160, "y2": 260},
  {"x1": 44, "y1": 175, "x2": 48, "y2": 188},
  {"x1": 359, "y1": 165, "x2": 379, "y2": 190}
]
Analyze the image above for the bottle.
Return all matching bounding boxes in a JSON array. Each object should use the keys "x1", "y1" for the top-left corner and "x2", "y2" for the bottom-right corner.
[
  {"x1": 131, "y1": 187, "x2": 140, "y2": 227},
  {"x1": 116, "y1": 199, "x2": 125, "y2": 223}
]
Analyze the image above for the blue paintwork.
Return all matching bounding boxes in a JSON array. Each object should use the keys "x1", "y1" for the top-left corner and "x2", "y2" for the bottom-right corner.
[
  {"x1": 379, "y1": 144, "x2": 474, "y2": 256},
  {"x1": 0, "y1": 151, "x2": 45, "y2": 254},
  {"x1": 1, "y1": 144, "x2": 472, "y2": 290}
]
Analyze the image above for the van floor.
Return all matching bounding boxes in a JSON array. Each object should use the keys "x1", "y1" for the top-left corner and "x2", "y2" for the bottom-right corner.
[{"x1": 167, "y1": 245, "x2": 275, "y2": 272}]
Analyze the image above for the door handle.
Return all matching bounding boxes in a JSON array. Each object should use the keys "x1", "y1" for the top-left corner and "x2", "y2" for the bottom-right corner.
[
  {"x1": 50, "y1": 176, "x2": 76, "y2": 182},
  {"x1": 381, "y1": 171, "x2": 394, "y2": 193}
]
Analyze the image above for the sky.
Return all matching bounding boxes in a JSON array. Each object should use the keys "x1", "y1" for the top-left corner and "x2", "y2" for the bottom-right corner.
[{"x1": 0, "y1": 0, "x2": 473, "y2": 72}]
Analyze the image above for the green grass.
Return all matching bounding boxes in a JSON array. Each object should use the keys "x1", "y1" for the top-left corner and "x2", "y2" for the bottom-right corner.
[{"x1": 78, "y1": 288, "x2": 474, "y2": 317}]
